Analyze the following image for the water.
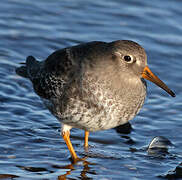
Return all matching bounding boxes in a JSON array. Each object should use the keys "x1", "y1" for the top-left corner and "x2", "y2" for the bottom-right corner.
[{"x1": 0, "y1": 0, "x2": 182, "y2": 179}]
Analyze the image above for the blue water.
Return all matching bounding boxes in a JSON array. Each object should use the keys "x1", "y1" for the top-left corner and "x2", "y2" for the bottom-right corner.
[{"x1": 0, "y1": 0, "x2": 182, "y2": 179}]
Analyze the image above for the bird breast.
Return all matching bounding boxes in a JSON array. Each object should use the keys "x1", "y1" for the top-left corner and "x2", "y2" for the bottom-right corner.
[
  {"x1": 42, "y1": 67, "x2": 146, "y2": 132},
  {"x1": 54, "y1": 70, "x2": 145, "y2": 131}
]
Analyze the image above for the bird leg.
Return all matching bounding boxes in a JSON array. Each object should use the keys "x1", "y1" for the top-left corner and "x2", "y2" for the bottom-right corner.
[
  {"x1": 61, "y1": 124, "x2": 79, "y2": 163},
  {"x1": 62, "y1": 130, "x2": 78, "y2": 163},
  {"x1": 84, "y1": 131, "x2": 89, "y2": 148}
]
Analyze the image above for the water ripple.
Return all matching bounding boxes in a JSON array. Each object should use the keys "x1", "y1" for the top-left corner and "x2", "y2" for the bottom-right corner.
[{"x1": 0, "y1": 0, "x2": 181, "y2": 179}]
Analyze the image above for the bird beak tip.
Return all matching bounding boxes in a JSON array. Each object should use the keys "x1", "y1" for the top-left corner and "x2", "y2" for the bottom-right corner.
[{"x1": 142, "y1": 66, "x2": 176, "y2": 98}]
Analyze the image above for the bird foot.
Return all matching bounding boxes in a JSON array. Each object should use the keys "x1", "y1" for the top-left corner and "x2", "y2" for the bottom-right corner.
[{"x1": 70, "y1": 156, "x2": 87, "y2": 164}]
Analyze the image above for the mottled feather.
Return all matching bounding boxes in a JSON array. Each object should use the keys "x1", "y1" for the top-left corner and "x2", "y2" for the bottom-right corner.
[{"x1": 16, "y1": 40, "x2": 147, "y2": 131}]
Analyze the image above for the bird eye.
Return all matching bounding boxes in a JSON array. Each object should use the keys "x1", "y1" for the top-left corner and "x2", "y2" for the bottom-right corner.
[{"x1": 123, "y1": 55, "x2": 134, "y2": 63}]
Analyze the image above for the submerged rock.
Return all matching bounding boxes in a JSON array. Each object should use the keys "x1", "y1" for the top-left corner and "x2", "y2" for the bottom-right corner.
[
  {"x1": 158, "y1": 162, "x2": 182, "y2": 179},
  {"x1": 147, "y1": 136, "x2": 172, "y2": 157}
]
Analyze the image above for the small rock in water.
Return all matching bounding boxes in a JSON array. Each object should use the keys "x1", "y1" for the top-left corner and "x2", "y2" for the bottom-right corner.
[
  {"x1": 158, "y1": 162, "x2": 182, "y2": 179},
  {"x1": 147, "y1": 136, "x2": 172, "y2": 156}
]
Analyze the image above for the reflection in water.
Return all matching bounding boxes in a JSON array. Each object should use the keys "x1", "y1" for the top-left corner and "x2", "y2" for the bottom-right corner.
[
  {"x1": 115, "y1": 122, "x2": 132, "y2": 135},
  {"x1": 0, "y1": 174, "x2": 19, "y2": 179},
  {"x1": 0, "y1": 0, "x2": 181, "y2": 179},
  {"x1": 15, "y1": 157, "x2": 95, "y2": 179},
  {"x1": 57, "y1": 158, "x2": 95, "y2": 180},
  {"x1": 115, "y1": 122, "x2": 135, "y2": 145},
  {"x1": 17, "y1": 165, "x2": 48, "y2": 172},
  {"x1": 57, "y1": 164, "x2": 75, "y2": 180}
]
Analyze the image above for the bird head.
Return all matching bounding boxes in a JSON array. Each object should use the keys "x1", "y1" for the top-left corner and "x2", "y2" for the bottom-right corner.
[{"x1": 111, "y1": 40, "x2": 175, "y2": 97}]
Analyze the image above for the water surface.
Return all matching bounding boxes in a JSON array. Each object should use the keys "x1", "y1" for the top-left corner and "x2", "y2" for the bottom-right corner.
[{"x1": 0, "y1": 0, "x2": 182, "y2": 179}]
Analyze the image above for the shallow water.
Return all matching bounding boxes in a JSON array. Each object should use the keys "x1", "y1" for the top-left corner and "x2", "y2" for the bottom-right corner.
[{"x1": 0, "y1": 0, "x2": 182, "y2": 179}]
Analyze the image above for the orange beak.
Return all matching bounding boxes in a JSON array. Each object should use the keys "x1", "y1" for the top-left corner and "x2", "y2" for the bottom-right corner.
[{"x1": 142, "y1": 66, "x2": 175, "y2": 97}]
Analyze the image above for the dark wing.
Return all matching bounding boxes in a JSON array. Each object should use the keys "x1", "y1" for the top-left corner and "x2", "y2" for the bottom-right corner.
[
  {"x1": 32, "y1": 47, "x2": 79, "y2": 99},
  {"x1": 39, "y1": 41, "x2": 108, "y2": 99},
  {"x1": 16, "y1": 41, "x2": 109, "y2": 100}
]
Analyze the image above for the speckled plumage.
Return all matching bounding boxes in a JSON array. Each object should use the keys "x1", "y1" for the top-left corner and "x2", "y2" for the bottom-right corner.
[
  {"x1": 16, "y1": 40, "x2": 148, "y2": 132},
  {"x1": 16, "y1": 40, "x2": 176, "y2": 162}
]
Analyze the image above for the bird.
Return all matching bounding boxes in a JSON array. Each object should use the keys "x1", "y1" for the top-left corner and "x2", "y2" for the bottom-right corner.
[{"x1": 16, "y1": 40, "x2": 175, "y2": 163}]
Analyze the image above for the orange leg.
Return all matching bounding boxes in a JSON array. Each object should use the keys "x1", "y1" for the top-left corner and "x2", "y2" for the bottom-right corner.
[
  {"x1": 62, "y1": 131, "x2": 78, "y2": 163},
  {"x1": 84, "y1": 131, "x2": 89, "y2": 148}
]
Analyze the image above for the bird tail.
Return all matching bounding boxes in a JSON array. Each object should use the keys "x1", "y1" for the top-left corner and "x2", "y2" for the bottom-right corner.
[
  {"x1": 16, "y1": 56, "x2": 40, "y2": 79},
  {"x1": 16, "y1": 63, "x2": 28, "y2": 78}
]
